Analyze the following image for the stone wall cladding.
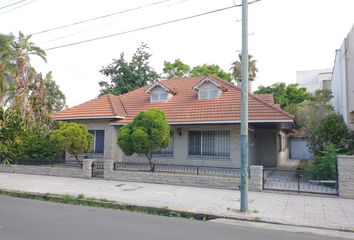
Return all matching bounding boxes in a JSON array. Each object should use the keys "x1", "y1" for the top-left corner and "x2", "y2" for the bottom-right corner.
[
  {"x1": 338, "y1": 155, "x2": 354, "y2": 199},
  {"x1": 0, "y1": 165, "x2": 84, "y2": 178},
  {"x1": 104, "y1": 160, "x2": 263, "y2": 191}
]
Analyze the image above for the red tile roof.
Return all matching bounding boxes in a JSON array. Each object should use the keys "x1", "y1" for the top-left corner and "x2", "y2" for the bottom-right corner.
[{"x1": 51, "y1": 76, "x2": 294, "y2": 123}]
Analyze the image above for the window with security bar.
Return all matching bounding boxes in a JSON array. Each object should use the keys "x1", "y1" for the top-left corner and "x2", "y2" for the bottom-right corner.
[{"x1": 188, "y1": 130, "x2": 230, "y2": 158}]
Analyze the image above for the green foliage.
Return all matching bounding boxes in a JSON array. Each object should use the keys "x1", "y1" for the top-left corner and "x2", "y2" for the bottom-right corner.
[
  {"x1": 306, "y1": 144, "x2": 338, "y2": 180},
  {"x1": 190, "y1": 64, "x2": 232, "y2": 82},
  {"x1": 255, "y1": 82, "x2": 312, "y2": 108},
  {"x1": 162, "y1": 59, "x2": 191, "y2": 79},
  {"x1": 118, "y1": 109, "x2": 170, "y2": 170},
  {"x1": 43, "y1": 72, "x2": 67, "y2": 113},
  {"x1": 230, "y1": 54, "x2": 258, "y2": 82},
  {"x1": 99, "y1": 43, "x2": 160, "y2": 95},
  {"x1": 294, "y1": 89, "x2": 333, "y2": 133},
  {"x1": 50, "y1": 122, "x2": 93, "y2": 161},
  {"x1": 309, "y1": 113, "x2": 353, "y2": 155},
  {"x1": 0, "y1": 108, "x2": 57, "y2": 162}
]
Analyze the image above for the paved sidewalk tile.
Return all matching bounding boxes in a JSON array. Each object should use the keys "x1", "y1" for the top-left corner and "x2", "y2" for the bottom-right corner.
[{"x1": 0, "y1": 173, "x2": 354, "y2": 231}]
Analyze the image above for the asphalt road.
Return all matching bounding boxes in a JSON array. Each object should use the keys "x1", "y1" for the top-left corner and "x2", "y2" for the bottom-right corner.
[{"x1": 0, "y1": 195, "x2": 346, "y2": 240}]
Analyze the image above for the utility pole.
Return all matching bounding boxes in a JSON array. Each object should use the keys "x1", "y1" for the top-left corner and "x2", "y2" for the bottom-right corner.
[{"x1": 240, "y1": 0, "x2": 249, "y2": 212}]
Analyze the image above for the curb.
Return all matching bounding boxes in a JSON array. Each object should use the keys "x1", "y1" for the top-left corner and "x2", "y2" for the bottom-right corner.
[{"x1": 1, "y1": 188, "x2": 354, "y2": 234}]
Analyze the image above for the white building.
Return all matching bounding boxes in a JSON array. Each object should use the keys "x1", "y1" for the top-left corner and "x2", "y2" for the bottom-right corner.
[
  {"x1": 331, "y1": 25, "x2": 354, "y2": 130},
  {"x1": 296, "y1": 69, "x2": 332, "y2": 93}
]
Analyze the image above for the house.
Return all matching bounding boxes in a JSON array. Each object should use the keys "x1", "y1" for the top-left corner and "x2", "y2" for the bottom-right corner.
[
  {"x1": 331, "y1": 24, "x2": 354, "y2": 131},
  {"x1": 296, "y1": 68, "x2": 332, "y2": 93},
  {"x1": 51, "y1": 76, "x2": 295, "y2": 168}
]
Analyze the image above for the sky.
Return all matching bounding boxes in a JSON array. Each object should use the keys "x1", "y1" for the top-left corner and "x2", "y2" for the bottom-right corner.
[{"x1": 1, "y1": 0, "x2": 354, "y2": 107}]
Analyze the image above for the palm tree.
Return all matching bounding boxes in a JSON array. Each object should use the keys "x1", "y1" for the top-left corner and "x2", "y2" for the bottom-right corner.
[
  {"x1": 231, "y1": 54, "x2": 258, "y2": 91},
  {"x1": 11, "y1": 32, "x2": 47, "y2": 120},
  {"x1": 0, "y1": 34, "x2": 16, "y2": 107}
]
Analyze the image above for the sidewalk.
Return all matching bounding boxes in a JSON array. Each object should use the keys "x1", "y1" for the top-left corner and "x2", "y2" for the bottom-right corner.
[{"x1": 0, "y1": 173, "x2": 354, "y2": 231}]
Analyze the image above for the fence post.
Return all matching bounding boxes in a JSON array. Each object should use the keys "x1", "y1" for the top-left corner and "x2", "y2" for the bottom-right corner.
[
  {"x1": 297, "y1": 168, "x2": 300, "y2": 194},
  {"x1": 83, "y1": 158, "x2": 94, "y2": 178},
  {"x1": 249, "y1": 165, "x2": 263, "y2": 192},
  {"x1": 104, "y1": 159, "x2": 114, "y2": 180}
]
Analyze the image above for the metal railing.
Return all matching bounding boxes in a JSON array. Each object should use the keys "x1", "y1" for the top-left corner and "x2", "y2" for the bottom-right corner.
[
  {"x1": 7, "y1": 158, "x2": 83, "y2": 169},
  {"x1": 263, "y1": 168, "x2": 338, "y2": 195},
  {"x1": 114, "y1": 162, "x2": 241, "y2": 177}
]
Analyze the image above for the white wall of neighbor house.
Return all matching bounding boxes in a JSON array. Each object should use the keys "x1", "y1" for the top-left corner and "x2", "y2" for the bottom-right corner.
[
  {"x1": 332, "y1": 25, "x2": 354, "y2": 131},
  {"x1": 296, "y1": 68, "x2": 332, "y2": 93}
]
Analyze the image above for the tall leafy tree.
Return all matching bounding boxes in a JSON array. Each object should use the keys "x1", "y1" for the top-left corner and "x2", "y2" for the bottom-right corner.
[
  {"x1": 190, "y1": 64, "x2": 232, "y2": 82},
  {"x1": 99, "y1": 43, "x2": 160, "y2": 95},
  {"x1": 118, "y1": 109, "x2": 170, "y2": 171},
  {"x1": 162, "y1": 59, "x2": 191, "y2": 79},
  {"x1": 231, "y1": 54, "x2": 258, "y2": 82},
  {"x1": 294, "y1": 90, "x2": 334, "y2": 134},
  {"x1": 42, "y1": 72, "x2": 67, "y2": 113},
  {"x1": 255, "y1": 82, "x2": 312, "y2": 109},
  {"x1": 11, "y1": 32, "x2": 47, "y2": 120},
  {"x1": 0, "y1": 34, "x2": 16, "y2": 106}
]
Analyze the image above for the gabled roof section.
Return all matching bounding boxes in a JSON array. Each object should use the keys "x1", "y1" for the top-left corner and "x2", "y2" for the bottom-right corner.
[
  {"x1": 144, "y1": 81, "x2": 176, "y2": 95},
  {"x1": 253, "y1": 94, "x2": 274, "y2": 105},
  {"x1": 192, "y1": 76, "x2": 227, "y2": 91},
  {"x1": 51, "y1": 76, "x2": 294, "y2": 123},
  {"x1": 50, "y1": 94, "x2": 126, "y2": 120}
]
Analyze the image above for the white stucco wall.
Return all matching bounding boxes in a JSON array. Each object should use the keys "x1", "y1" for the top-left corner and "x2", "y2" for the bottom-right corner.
[
  {"x1": 332, "y1": 25, "x2": 354, "y2": 130},
  {"x1": 296, "y1": 69, "x2": 332, "y2": 93}
]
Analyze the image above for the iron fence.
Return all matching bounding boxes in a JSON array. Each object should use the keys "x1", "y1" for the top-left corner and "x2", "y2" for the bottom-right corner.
[
  {"x1": 7, "y1": 158, "x2": 83, "y2": 169},
  {"x1": 263, "y1": 168, "x2": 338, "y2": 195},
  {"x1": 92, "y1": 161, "x2": 104, "y2": 178},
  {"x1": 114, "y1": 162, "x2": 241, "y2": 177}
]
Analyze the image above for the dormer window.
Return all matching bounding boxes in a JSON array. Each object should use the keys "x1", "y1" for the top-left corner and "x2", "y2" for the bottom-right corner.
[
  {"x1": 151, "y1": 91, "x2": 168, "y2": 102},
  {"x1": 192, "y1": 77, "x2": 226, "y2": 100},
  {"x1": 145, "y1": 81, "x2": 176, "y2": 103},
  {"x1": 199, "y1": 88, "x2": 219, "y2": 100}
]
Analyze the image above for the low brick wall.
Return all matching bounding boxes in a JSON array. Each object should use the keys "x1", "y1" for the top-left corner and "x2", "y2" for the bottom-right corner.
[
  {"x1": 338, "y1": 155, "x2": 354, "y2": 199},
  {"x1": 104, "y1": 160, "x2": 263, "y2": 191},
  {"x1": 0, "y1": 164, "x2": 85, "y2": 178}
]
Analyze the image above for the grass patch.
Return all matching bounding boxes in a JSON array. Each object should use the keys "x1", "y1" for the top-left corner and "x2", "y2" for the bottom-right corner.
[{"x1": 0, "y1": 190, "x2": 216, "y2": 221}]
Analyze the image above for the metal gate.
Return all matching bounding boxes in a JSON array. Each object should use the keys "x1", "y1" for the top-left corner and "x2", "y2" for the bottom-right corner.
[
  {"x1": 263, "y1": 168, "x2": 338, "y2": 195},
  {"x1": 91, "y1": 161, "x2": 104, "y2": 178}
]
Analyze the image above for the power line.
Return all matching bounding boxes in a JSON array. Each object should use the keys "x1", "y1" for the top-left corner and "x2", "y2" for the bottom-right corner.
[
  {"x1": 0, "y1": 0, "x2": 38, "y2": 15},
  {"x1": 0, "y1": 0, "x2": 26, "y2": 10},
  {"x1": 31, "y1": 0, "x2": 177, "y2": 36},
  {"x1": 44, "y1": 0, "x2": 261, "y2": 51}
]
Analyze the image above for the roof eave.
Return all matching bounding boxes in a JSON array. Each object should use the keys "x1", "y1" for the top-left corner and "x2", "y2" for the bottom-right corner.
[{"x1": 51, "y1": 115, "x2": 126, "y2": 121}]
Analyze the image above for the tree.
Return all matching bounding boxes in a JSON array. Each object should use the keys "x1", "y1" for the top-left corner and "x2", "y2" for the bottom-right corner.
[
  {"x1": 0, "y1": 108, "x2": 56, "y2": 164},
  {"x1": 190, "y1": 64, "x2": 232, "y2": 82},
  {"x1": 42, "y1": 72, "x2": 67, "y2": 113},
  {"x1": 255, "y1": 83, "x2": 312, "y2": 109},
  {"x1": 11, "y1": 32, "x2": 47, "y2": 120},
  {"x1": 99, "y1": 43, "x2": 159, "y2": 95},
  {"x1": 118, "y1": 109, "x2": 170, "y2": 171},
  {"x1": 294, "y1": 89, "x2": 333, "y2": 134},
  {"x1": 162, "y1": 59, "x2": 191, "y2": 79},
  {"x1": 309, "y1": 113, "x2": 353, "y2": 155},
  {"x1": 0, "y1": 33, "x2": 16, "y2": 106},
  {"x1": 231, "y1": 54, "x2": 258, "y2": 82},
  {"x1": 50, "y1": 122, "x2": 93, "y2": 164},
  {"x1": 306, "y1": 144, "x2": 338, "y2": 181}
]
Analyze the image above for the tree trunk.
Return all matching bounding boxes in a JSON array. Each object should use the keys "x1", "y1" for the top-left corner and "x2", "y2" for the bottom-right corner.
[
  {"x1": 145, "y1": 153, "x2": 155, "y2": 172},
  {"x1": 14, "y1": 56, "x2": 31, "y2": 122}
]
